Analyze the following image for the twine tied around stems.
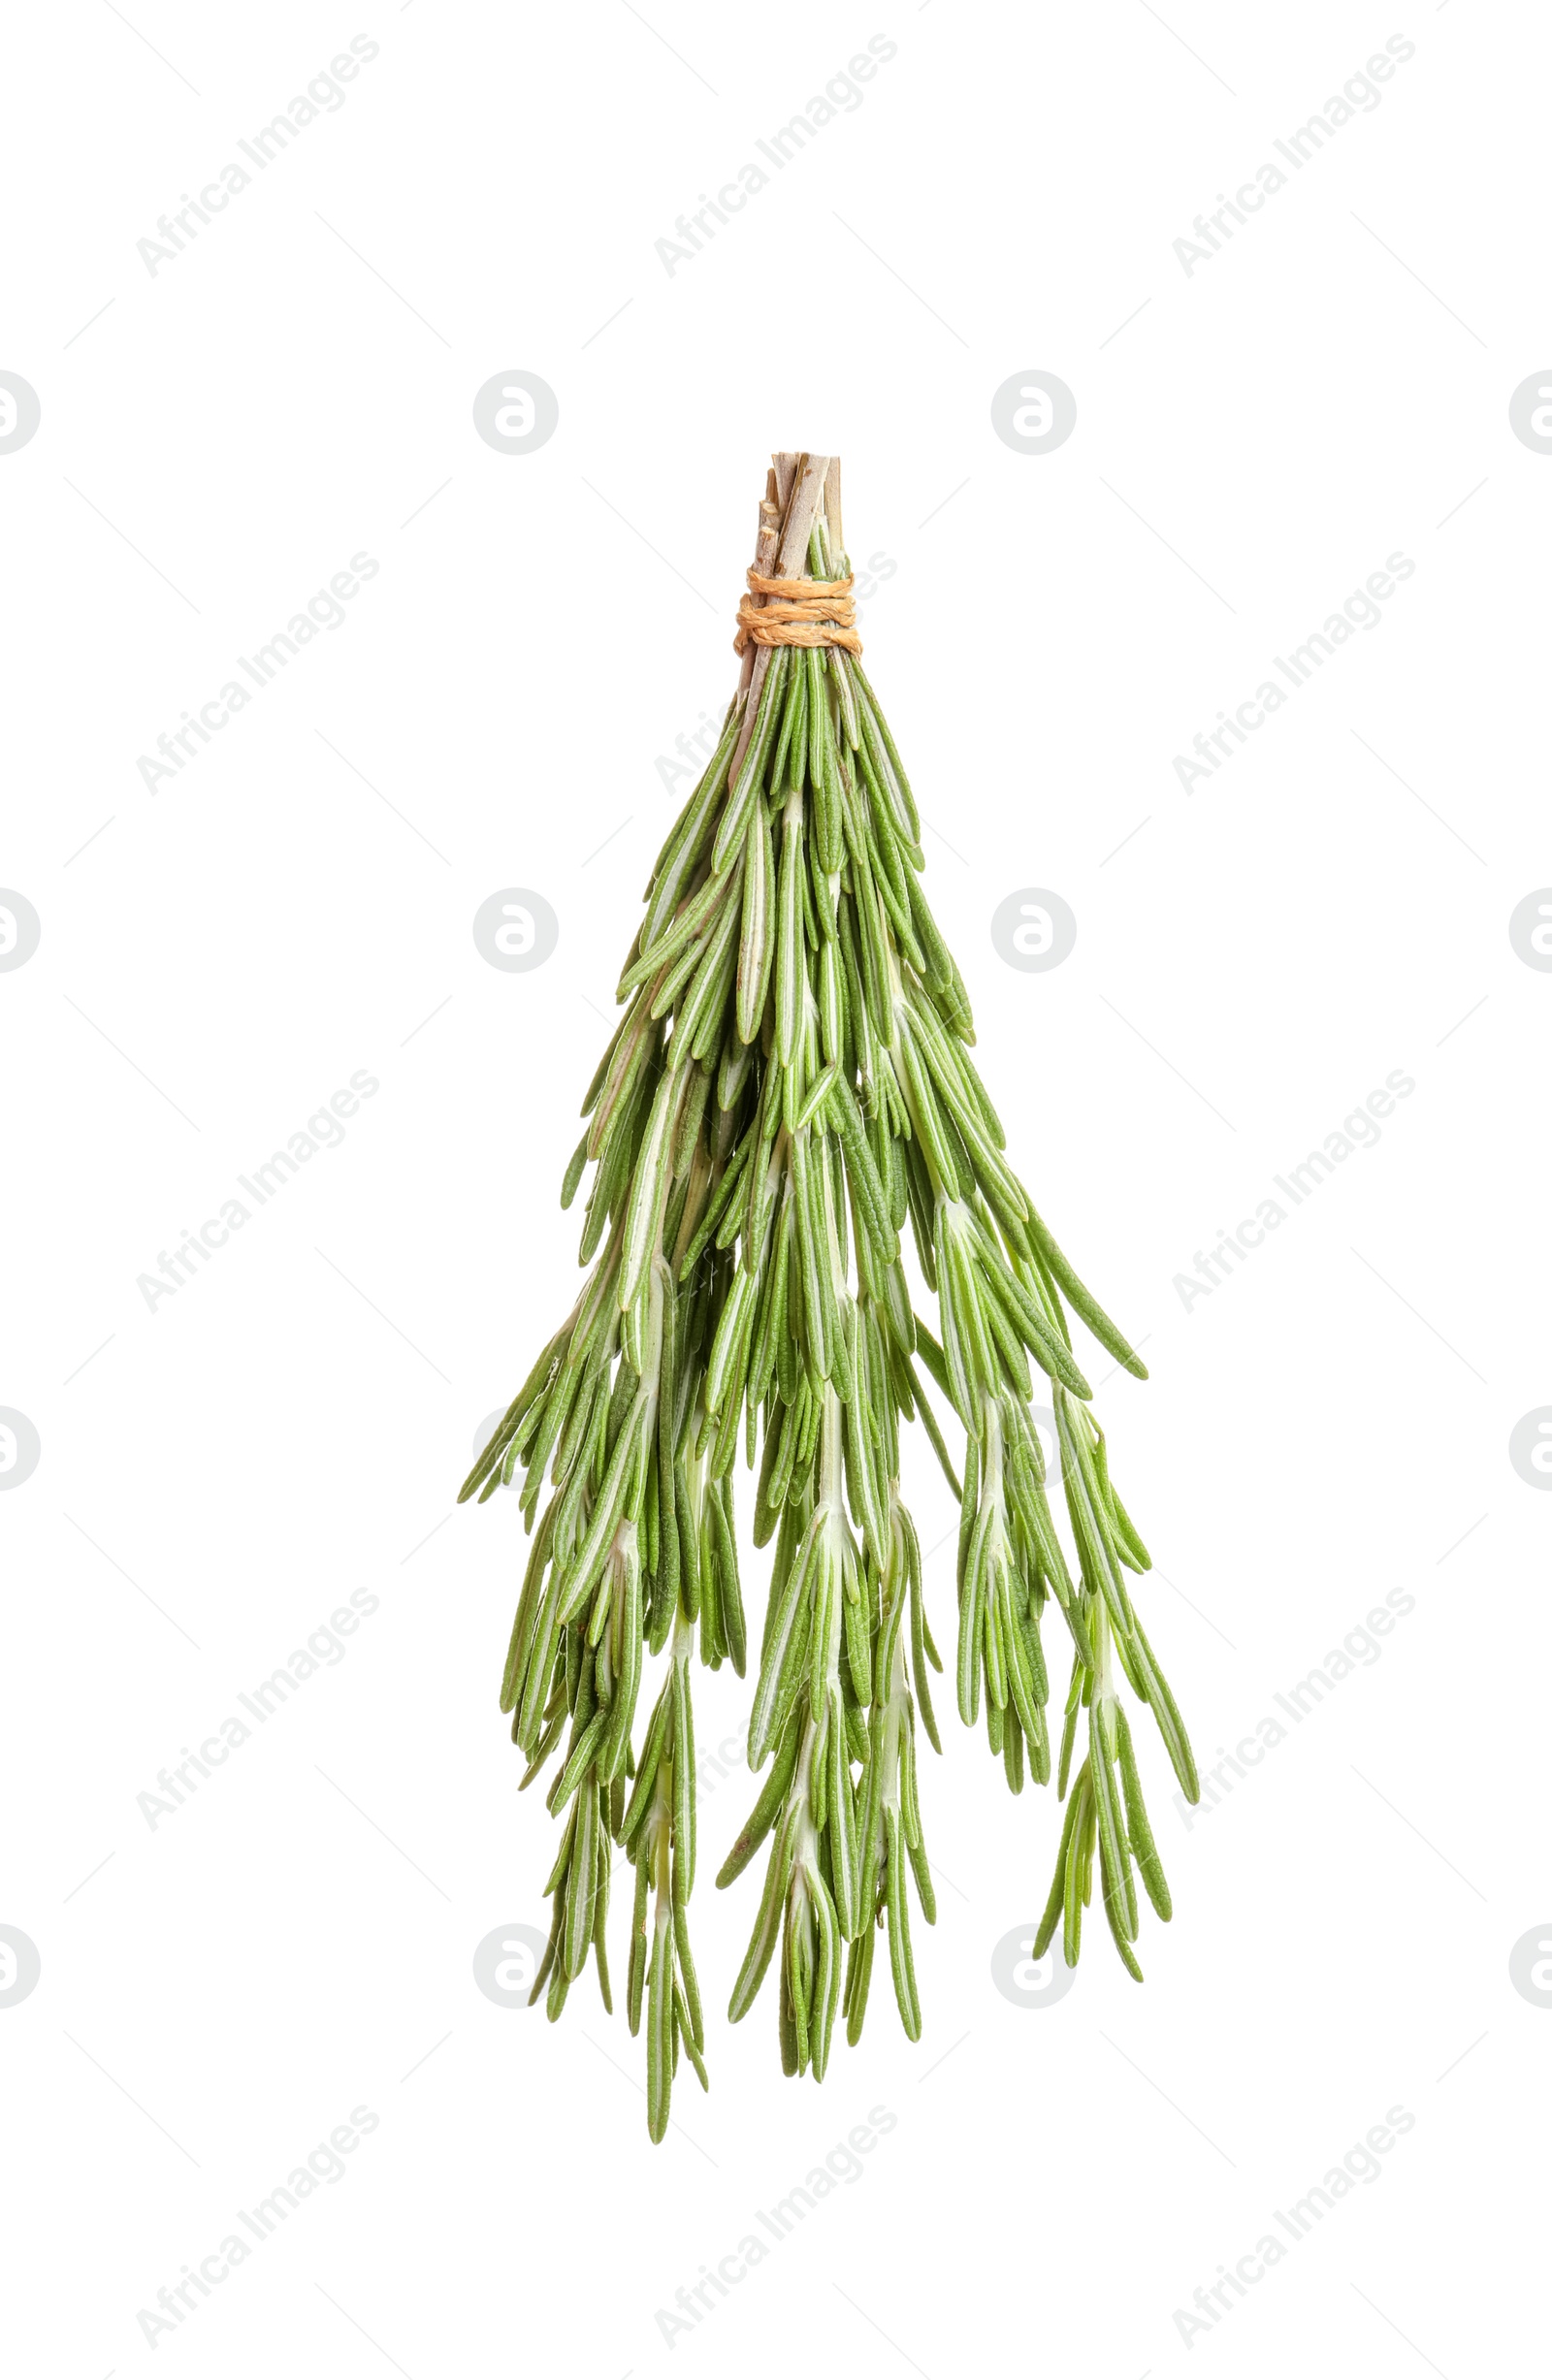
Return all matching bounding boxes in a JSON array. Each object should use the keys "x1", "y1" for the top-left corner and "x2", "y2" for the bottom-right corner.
[{"x1": 733, "y1": 567, "x2": 861, "y2": 657}]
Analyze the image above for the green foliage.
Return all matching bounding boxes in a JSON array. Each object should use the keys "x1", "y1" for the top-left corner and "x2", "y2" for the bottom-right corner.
[{"x1": 460, "y1": 470, "x2": 1197, "y2": 2140}]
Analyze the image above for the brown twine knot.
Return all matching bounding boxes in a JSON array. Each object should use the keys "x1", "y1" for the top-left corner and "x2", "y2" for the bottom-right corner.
[{"x1": 733, "y1": 567, "x2": 861, "y2": 657}]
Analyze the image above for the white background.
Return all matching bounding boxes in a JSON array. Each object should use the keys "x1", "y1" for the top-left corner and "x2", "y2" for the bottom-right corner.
[{"x1": 4, "y1": 3, "x2": 1548, "y2": 2373}]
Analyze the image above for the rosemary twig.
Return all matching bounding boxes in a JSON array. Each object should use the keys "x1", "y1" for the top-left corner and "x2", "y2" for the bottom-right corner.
[{"x1": 460, "y1": 451, "x2": 1198, "y2": 2139}]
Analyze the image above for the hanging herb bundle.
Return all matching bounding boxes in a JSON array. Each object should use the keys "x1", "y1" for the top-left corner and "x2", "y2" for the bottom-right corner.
[{"x1": 461, "y1": 452, "x2": 1199, "y2": 2140}]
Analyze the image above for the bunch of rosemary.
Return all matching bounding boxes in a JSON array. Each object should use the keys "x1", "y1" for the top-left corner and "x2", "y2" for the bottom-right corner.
[{"x1": 461, "y1": 453, "x2": 1199, "y2": 2140}]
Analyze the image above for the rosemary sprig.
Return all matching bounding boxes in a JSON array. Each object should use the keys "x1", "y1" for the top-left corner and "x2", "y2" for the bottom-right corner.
[{"x1": 460, "y1": 451, "x2": 1199, "y2": 2139}]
